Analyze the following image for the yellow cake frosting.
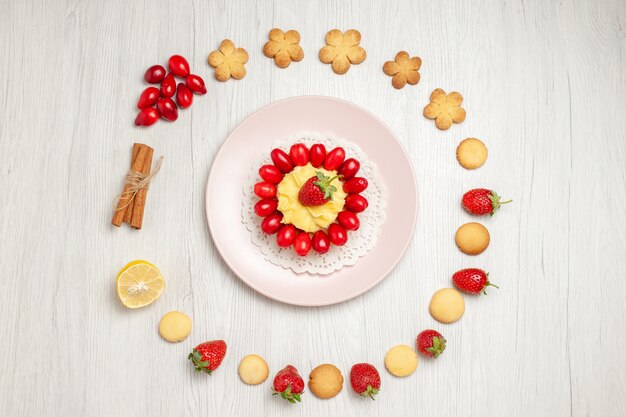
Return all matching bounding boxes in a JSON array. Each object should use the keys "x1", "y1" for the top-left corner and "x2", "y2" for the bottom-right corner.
[{"x1": 277, "y1": 163, "x2": 346, "y2": 233}]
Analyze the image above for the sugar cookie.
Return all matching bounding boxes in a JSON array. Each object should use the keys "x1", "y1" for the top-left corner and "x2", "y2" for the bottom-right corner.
[
  {"x1": 158, "y1": 311, "x2": 192, "y2": 342},
  {"x1": 423, "y1": 88, "x2": 466, "y2": 130},
  {"x1": 429, "y1": 288, "x2": 465, "y2": 323},
  {"x1": 383, "y1": 51, "x2": 422, "y2": 89},
  {"x1": 208, "y1": 39, "x2": 249, "y2": 81},
  {"x1": 455, "y1": 222, "x2": 490, "y2": 255},
  {"x1": 319, "y1": 29, "x2": 366, "y2": 74},
  {"x1": 456, "y1": 138, "x2": 488, "y2": 169},
  {"x1": 263, "y1": 28, "x2": 304, "y2": 68},
  {"x1": 309, "y1": 364, "x2": 343, "y2": 399},
  {"x1": 238, "y1": 354, "x2": 270, "y2": 385},
  {"x1": 384, "y1": 345, "x2": 418, "y2": 377}
]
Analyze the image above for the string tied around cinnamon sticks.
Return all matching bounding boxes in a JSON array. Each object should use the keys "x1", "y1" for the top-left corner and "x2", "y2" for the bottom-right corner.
[
  {"x1": 114, "y1": 157, "x2": 163, "y2": 211},
  {"x1": 112, "y1": 143, "x2": 162, "y2": 229}
]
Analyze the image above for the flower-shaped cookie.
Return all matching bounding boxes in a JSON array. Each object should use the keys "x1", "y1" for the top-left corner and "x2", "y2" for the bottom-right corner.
[
  {"x1": 423, "y1": 88, "x2": 466, "y2": 130},
  {"x1": 383, "y1": 51, "x2": 422, "y2": 89},
  {"x1": 208, "y1": 39, "x2": 249, "y2": 82},
  {"x1": 319, "y1": 29, "x2": 366, "y2": 74},
  {"x1": 263, "y1": 28, "x2": 304, "y2": 68}
]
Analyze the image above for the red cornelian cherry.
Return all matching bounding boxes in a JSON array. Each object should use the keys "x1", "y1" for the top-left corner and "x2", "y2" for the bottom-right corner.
[
  {"x1": 309, "y1": 144, "x2": 326, "y2": 168},
  {"x1": 135, "y1": 107, "x2": 159, "y2": 126},
  {"x1": 328, "y1": 223, "x2": 348, "y2": 246},
  {"x1": 156, "y1": 97, "x2": 178, "y2": 121},
  {"x1": 185, "y1": 74, "x2": 207, "y2": 94},
  {"x1": 176, "y1": 83, "x2": 193, "y2": 109},
  {"x1": 345, "y1": 194, "x2": 368, "y2": 213},
  {"x1": 261, "y1": 213, "x2": 283, "y2": 234},
  {"x1": 312, "y1": 231, "x2": 331, "y2": 254},
  {"x1": 270, "y1": 149, "x2": 294, "y2": 173},
  {"x1": 137, "y1": 87, "x2": 160, "y2": 110},
  {"x1": 294, "y1": 232, "x2": 312, "y2": 256},
  {"x1": 343, "y1": 177, "x2": 368, "y2": 194},
  {"x1": 254, "y1": 199, "x2": 278, "y2": 217},
  {"x1": 276, "y1": 225, "x2": 297, "y2": 248},
  {"x1": 337, "y1": 211, "x2": 360, "y2": 231},
  {"x1": 289, "y1": 143, "x2": 309, "y2": 166},
  {"x1": 144, "y1": 65, "x2": 166, "y2": 83},
  {"x1": 160, "y1": 74, "x2": 176, "y2": 98},
  {"x1": 338, "y1": 158, "x2": 360, "y2": 180},
  {"x1": 168, "y1": 55, "x2": 190, "y2": 77}
]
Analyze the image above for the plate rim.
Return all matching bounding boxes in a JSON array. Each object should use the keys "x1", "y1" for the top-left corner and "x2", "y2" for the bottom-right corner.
[{"x1": 205, "y1": 95, "x2": 418, "y2": 306}]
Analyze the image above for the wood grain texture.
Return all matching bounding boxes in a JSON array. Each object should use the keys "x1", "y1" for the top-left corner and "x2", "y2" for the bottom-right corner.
[{"x1": 0, "y1": 0, "x2": 625, "y2": 416}]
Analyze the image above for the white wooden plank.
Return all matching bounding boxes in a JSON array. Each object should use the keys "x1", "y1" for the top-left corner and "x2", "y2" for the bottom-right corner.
[{"x1": 0, "y1": 0, "x2": 624, "y2": 415}]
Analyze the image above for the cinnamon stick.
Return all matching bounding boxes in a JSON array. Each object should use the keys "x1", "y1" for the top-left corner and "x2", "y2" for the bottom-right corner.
[
  {"x1": 111, "y1": 144, "x2": 150, "y2": 227},
  {"x1": 123, "y1": 143, "x2": 141, "y2": 224},
  {"x1": 130, "y1": 146, "x2": 154, "y2": 229}
]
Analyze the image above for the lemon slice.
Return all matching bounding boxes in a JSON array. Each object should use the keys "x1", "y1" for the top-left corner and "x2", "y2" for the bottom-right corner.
[{"x1": 116, "y1": 260, "x2": 165, "y2": 308}]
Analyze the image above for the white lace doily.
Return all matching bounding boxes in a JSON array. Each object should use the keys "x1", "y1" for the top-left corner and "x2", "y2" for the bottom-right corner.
[{"x1": 242, "y1": 133, "x2": 387, "y2": 275}]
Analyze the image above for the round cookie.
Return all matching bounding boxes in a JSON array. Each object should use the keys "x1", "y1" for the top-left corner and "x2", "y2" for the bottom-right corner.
[
  {"x1": 384, "y1": 345, "x2": 418, "y2": 377},
  {"x1": 456, "y1": 138, "x2": 488, "y2": 169},
  {"x1": 158, "y1": 311, "x2": 192, "y2": 343},
  {"x1": 429, "y1": 288, "x2": 465, "y2": 323},
  {"x1": 238, "y1": 354, "x2": 269, "y2": 385},
  {"x1": 308, "y1": 364, "x2": 343, "y2": 399},
  {"x1": 455, "y1": 222, "x2": 490, "y2": 255}
]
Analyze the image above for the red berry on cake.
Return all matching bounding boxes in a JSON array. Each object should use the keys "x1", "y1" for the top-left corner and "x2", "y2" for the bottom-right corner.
[
  {"x1": 416, "y1": 330, "x2": 446, "y2": 358},
  {"x1": 294, "y1": 232, "x2": 312, "y2": 256},
  {"x1": 270, "y1": 148, "x2": 294, "y2": 173},
  {"x1": 259, "y1": 164, "x2": 284, "y2": 184},
  {"x1": 289, "y1": 143, "x2": 309, "y2": 166},
  {"x1": 254, "y1": 182, "x2": 277, "y2": 199},
  {"x1": 345, "y1": 194, "x2": 368, "y2": 213},
  {"x1": 254, "y1": 199, "x2": 278, "y2": 217},
  {"x1": 312, "y1": 230, "x2": 331, "y2": 254},
  {"x1": 309, "y1": 144, "x2": 327, "y2": 168},
  {"x1": 350, "y1": 363, "x2": 380, "y2": 400},
  {"x1": 337, "y1": 211, "x2": 360, "y2": 231},
  {"x1": 462, "y1": 188, "x2": 511, "y2": 216},
  {"x1": 328, "y1": 223, "x2": 348, "y2": 246},
  {"x1": 276, "y1": 225, "x2": 297, "y2": 248},
  {"x1": 272, "y1": 365, "x2": 305, "y2": 403},
  {"x1": 261, "y1": 213, "x2": 283, "y2": 234},
  {"x1": 188, "y1": 340, "x2": 227, "y2": 374},
  {"x1": 323, "y1": 147, "x2": 346, "y2": 171},
  {"x1": 338, "y1": 158, "x2": 360, "y2": 180},
  {"x1": 298, "y1": 172, "x2": 339, "y2": 207},
  {"x1": 343, "y1": 177, "x2": 368, "y2": 194},
  {"x1": 452, "y1": 268, "x2": 498, "y2": 295}
]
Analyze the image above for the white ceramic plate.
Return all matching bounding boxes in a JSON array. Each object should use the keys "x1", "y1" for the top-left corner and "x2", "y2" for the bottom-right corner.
[{"x1": 206, "y1": 96, "x2": 417, "y2": 306}]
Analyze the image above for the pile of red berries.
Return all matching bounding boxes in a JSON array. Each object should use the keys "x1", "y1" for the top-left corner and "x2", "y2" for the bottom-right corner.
[
  {"x1": 253, "y1": 143, "x2": 369, "y2": 256},
  {"x1": 135, "y1": 55, "x2": 207, "y2": 126}
]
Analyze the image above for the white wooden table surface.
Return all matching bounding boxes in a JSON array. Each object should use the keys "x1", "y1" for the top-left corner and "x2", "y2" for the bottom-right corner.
[{"x1": 1, "y1": 0, "x2": 625, "y2": 416}]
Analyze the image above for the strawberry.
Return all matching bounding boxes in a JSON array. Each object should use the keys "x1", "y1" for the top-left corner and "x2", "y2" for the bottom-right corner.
[
  {"x1": 349, "y1": 363, "x2": 381, "y2": 400},
  {"x1": 452, "y1": 268, "x2": 498, "y2": 295},
  {"x1": 462, "y1": 188, "x2": 512, "y2": 216},
  {"x1": 298, "y1": 171, "x2": 339, "y2": 207},
  {"x1": 188, "y1": 340, "x2": 227, "y2": 374},
  {"x1": 272, "y1": 365, "x2": 305, "y2": 403},
  {"x1": 416, "y1": 330, "x2": 446, "y2": 358}
]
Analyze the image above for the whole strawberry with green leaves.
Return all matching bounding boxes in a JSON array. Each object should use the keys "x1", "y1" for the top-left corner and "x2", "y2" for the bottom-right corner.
[
  {"x1": 188, "y1": 340, "x2": 227, "y2": 374},
  {"x1": 462, "y1": 188, "x2": 511, "y2": 216},
  {"x1": 452, "y1": 268, "x2": 498, "y2": 295},
  {"x1": 272, "y1": 365, "x2": 305, "y2": 403},
  {"x1": 298, "y1": 171, "x2": 339, "y2": 206},
  {"x1": 416, "y1": 330, "x2": 446, "y2": 358},
  {"x1": 350, "y1": 363, "x2": 381, "y2": 400}
]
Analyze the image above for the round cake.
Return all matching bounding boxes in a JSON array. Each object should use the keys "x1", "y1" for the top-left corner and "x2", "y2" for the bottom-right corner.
[{"x1": 252, "y1": 142, "x2": 369, "y2": 256}]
